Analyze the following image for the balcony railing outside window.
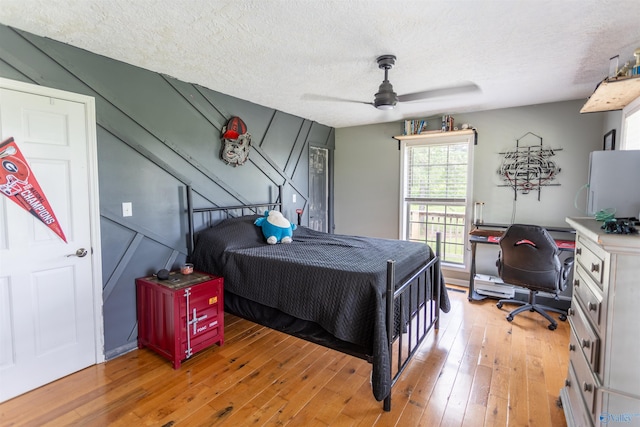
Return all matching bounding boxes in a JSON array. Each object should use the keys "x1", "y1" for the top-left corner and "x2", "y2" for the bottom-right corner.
[{"x1": 407, "y1": 204, "x2": 466, "y2": 264}]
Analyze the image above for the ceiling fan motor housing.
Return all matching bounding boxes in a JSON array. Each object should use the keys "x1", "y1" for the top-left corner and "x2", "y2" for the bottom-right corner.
[{"x1": 374, "y1": 81, "x2": 397, "y2": 109}]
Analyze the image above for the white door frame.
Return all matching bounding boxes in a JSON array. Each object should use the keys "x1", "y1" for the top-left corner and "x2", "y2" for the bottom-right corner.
[{"x1": 0, "y1": 77, "x2": 104, "y2": 363}]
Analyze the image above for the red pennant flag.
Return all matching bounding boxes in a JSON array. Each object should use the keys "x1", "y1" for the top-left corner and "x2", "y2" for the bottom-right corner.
[{"x1": 0, "y1": 137, "x2": 67, "y2": 243}]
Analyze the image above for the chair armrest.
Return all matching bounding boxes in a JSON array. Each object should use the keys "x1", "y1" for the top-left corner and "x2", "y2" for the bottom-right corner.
[
  {"x1": 561, "y1": 256, "x2": 575, "y2": 285},
  {"x1": 563, "y1": 256, "x2": 574, "y2": 270}
]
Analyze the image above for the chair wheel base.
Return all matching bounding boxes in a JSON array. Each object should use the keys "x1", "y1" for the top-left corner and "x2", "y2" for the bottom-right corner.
[{"x1": 496, "y1": 294, "x2": 566, "y2": 331}]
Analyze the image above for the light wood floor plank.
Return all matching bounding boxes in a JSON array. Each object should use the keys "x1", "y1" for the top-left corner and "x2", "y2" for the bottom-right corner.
[{"x1": 0, "y1": 286, "x2": 570, "y2": 427}]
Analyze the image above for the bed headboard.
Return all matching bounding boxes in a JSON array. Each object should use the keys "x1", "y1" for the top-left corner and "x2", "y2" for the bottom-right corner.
[{"x1": 186, "y1": 185, "x2": 283, "y2": 259}]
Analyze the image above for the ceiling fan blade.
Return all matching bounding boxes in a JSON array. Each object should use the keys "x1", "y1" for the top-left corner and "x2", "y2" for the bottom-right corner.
[
  {"x1": 301, "y1": 93, "x2": 372, "y2": 106},
  {"x1": 398, "y1": 82, "x2": 481, "y2": 103}
]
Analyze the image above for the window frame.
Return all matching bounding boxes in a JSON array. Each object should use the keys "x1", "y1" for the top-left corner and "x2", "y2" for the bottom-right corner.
[
  {"x1": 621, "y1": 96, "x2": 640, "y2": 150},
  {"x1": 399, "y1": 131, "x2": 475, "y2": 270}
]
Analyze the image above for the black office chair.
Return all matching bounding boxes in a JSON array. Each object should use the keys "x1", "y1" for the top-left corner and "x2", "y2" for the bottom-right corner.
[{"x1": 495, "y1": 224, "x2": 574, "y2": 330}]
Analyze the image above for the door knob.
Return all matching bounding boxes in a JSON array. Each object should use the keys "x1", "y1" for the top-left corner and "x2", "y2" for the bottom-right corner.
[{"x1": 66, "y1": 248, "x2": 88, "y2": 258}]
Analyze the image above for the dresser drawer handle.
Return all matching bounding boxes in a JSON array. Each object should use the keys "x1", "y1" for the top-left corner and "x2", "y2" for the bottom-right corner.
[
  {"x1": 565, "y1": 379, "x2": 571, "y2": 387},
  {"x1": 582, "y1": 339, "x2": 591, "y2": 349},
  {"x1": 576, "y1": 248, "x2": 582, "y2": 255},
  {"x1": 574, "y1": 279, "x2": 580, "y2": 287},
  {"x1": 588, "y1": 302, "x2": 597, "y2": 311},
  {"x1": 568, "y1": 308, "x2": 575, "y2": 316},
  {"x1": 583, "y1": 382, "x2": 593, "y2": 392},
  {"x1": 591, "y1": 263, "x2": 600, "y2": 273},
  {"x1": 569, "y1": 343, "x2": 576, "y2": 352}
]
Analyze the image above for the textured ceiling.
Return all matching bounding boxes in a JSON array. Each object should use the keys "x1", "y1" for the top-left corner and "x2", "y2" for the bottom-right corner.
[{"x1": 1, "y1": 0, "x2": 639, "y2": 128}]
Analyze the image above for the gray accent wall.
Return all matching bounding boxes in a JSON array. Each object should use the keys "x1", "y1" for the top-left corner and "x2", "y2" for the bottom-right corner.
[{"x1": 0, "y1": 25, "x2": 334, "y2": 359}]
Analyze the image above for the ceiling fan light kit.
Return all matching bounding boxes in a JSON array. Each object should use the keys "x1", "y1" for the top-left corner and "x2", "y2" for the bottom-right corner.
[{"x1": 374, "y1": 85, "x2": 397, "y2": 110}]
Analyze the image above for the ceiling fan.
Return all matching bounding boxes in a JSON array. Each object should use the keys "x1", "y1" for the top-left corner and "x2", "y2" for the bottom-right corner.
[
  {"x1": 372, "y1": 54, "x2": 480, "y2": 110},
  {"x1": 302, "y1": 55, "x2": 480, "y2": 109}
]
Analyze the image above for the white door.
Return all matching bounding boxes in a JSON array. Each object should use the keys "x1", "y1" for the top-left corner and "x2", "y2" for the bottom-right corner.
[{"x1": 0, "y1": 78, "x2": 103, "y2": 402}]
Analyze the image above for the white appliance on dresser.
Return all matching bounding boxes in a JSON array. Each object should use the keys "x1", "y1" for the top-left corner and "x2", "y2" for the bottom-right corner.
[{"x1": 560, "y1": 217, "x2": 640, "y2": 427}]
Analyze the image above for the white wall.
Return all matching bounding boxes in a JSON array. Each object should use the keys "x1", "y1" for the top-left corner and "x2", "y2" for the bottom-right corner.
[{"x1": 335, "y1": 99, "x2": 606, "y2": 283}]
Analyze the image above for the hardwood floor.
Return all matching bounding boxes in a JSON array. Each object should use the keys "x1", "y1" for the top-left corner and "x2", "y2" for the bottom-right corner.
[{"x1": 0, "y1": 286, "x2": 570, "y2": 426}]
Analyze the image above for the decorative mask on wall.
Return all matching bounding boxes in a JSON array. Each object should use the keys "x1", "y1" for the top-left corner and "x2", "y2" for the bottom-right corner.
[{"x1": 221, "y1": 116, "x2": 251, "y2": 166}]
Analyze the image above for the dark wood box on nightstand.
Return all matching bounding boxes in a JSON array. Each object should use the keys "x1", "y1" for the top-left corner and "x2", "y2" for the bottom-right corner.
[{"x1": 136, "y1": 271, "x2": 224, "y2": 369}]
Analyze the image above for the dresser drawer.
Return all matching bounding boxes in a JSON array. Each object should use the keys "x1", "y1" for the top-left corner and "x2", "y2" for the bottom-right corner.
[
  {"x1": 573, "y1": 265, "x2": 604, "y2": 333},
  {"x1": 568, "y1": 300, "x2": 600, "y2": 374},
  {"x1": 568, "y1": 331, "x2": 599, "y2": 415},
  {"x1": 564, "y1": 361, "x2": 595, "y2": 427},
  {"x1": 575, "y1": 235, "x2": 605, "y2": 288}
]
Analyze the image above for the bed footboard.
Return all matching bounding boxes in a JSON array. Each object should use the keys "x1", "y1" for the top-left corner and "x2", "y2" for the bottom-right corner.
[{"x1": 384, "y1": 232, "x2": 442, "y2": 411}]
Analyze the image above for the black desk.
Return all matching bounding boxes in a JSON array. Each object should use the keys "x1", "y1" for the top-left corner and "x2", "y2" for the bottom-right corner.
[{"x1": 468, "y1": 224, "x2": 575, "y2": 301}]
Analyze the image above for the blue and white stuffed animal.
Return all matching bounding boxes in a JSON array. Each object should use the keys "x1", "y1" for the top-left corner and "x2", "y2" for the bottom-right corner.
[{"x1": 254, "y1": 210, "x2": 297, "y2": 244}]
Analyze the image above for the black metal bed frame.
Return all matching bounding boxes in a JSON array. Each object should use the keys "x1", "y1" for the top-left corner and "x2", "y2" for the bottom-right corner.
[{"x1": 186, "y1": 185, "x2": 441, "y2": 411}]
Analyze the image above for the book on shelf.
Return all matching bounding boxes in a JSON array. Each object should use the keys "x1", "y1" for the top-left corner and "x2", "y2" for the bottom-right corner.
[
  {"x1": 441, "y1": 115, "x2": 454, "y2": 132},
  {"x1": 403, "y1": 119, "x2": 427, "y2": 135}
]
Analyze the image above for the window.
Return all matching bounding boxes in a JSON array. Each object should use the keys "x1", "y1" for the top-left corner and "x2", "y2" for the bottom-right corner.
[{"x1": 400, "y1": 133, "x2": 474, "y2": 267}]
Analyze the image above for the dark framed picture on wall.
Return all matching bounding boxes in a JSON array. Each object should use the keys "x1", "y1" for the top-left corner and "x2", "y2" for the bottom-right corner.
[{"x1": 603, "y1": 129, "x2": 616, "y2": 150}]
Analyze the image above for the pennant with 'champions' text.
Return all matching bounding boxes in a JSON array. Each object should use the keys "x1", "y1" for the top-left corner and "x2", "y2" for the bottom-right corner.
[{"x1": 0, "y1": 137, "x2": 67, "y2": 243}]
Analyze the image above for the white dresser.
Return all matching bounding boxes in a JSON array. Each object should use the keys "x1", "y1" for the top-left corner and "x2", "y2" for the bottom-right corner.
[{"x1": 560, "y1": 217, "x2": 640, "y2": 427}]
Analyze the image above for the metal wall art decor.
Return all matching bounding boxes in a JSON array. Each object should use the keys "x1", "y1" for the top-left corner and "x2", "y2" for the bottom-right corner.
[
  {"x1": 497, "y1": 132, "x2": 562, "y2": 201},
  {"x1": 221, "y1": 116, "x2": 251, "y2": 166}
]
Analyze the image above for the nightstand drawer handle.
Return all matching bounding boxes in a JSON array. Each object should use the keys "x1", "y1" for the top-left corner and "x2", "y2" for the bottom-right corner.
[
  {"x1": 591, "y1": 263, "x2": 600, "y2": 273},
  {"x1": 568, "y1": 308, "x2": 575, "y2": 316},
  {"x1": 574, "y1": 279, "x2": 580, "y2": 287},
  {"x1": 565, "y1": 379, "x2": 571, "y2": 387},
  {"x1": 576, "y1": 248, "x2": 582, "y2": 255},
  {"x1": 582, "y1": 339, "x2": 591, "y2": 349},
  {"x1": 569, "y1": 343, "x2": 576, "y2": 352},
  {"x1": 588, "y1": 302, "x2": 597, "y2": 311},
  {"x1": 583, "y1": 382, "x2": 593, "y2": 392}
]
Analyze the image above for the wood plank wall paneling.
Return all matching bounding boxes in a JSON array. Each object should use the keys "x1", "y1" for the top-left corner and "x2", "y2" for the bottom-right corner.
[{"x1": 0, "y1": 24, "x2": 335, "y2": 358}]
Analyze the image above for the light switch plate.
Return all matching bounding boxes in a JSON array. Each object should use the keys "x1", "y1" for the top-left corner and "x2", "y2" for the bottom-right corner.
[{"x1": 122, "y1": 202, "x2": 132, "y2": 217}]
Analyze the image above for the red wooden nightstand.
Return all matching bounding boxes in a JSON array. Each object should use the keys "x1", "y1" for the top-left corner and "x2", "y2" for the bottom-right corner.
[{"x1": 136, "y1": 271, "x2": 224, "y2": 368}]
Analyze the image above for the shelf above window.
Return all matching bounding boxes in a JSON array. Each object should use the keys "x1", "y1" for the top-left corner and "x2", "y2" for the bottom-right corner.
[
  {"x1": 580, "y1": 75, "x2": 640, "y2": 113},
  {"x1": 393, "y1": 129, "x2": 476, "y2": 141}
]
